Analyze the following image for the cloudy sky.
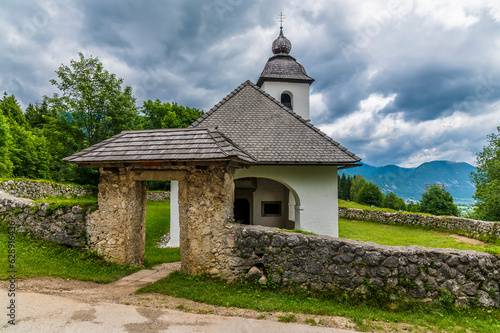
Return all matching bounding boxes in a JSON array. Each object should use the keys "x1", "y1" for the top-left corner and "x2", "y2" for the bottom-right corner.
[{"x1": 2, "y1": 0, "x2": 500, "y2": 167}]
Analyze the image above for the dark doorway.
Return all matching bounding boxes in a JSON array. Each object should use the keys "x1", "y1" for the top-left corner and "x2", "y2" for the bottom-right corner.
[{"x1": 234, "y1": 198, "x2": 250, "y2": 224}]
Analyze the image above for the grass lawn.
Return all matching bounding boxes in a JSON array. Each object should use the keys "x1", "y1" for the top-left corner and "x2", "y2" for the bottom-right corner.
[
  {"x1": 0, "y1": 200, "x2": 180, "y2": 283},
  {"x1": 138, "y1": 271, "x2": 500, "y2": 333},
  {"x1": 339, "y1": 218, "x2": 500, "y2": 255},
  {"x1": 339, "y1": 199, "x2": 431, "y2": 215},
  {"x1": 144, "y1": 201, "x2": 180, "y2": 267}
]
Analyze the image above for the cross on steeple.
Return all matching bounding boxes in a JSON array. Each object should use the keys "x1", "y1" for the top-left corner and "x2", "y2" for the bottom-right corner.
[{"x1": 278, "y1": 12, "x2": 285, "y2": 35}]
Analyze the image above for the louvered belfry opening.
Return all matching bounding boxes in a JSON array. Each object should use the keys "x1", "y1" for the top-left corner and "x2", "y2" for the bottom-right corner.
[{"x1": 280, "y1": 92, "x2": 292, "y2": 109}]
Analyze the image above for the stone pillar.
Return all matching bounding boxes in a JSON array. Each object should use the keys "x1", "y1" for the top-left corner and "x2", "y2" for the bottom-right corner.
[
  {"x1": 166, "y1": 180, "x2": 180, "y2": 247},
  {"x1": 87, "y1": 168, "x2": 147, "y2": 266},
  {"x1": 178, "y1": 164, "x2": 235, "y2": 275}
]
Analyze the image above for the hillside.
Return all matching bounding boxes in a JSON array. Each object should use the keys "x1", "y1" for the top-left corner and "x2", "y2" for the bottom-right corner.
[{"x1": 340, "y1": 160, "x2": 476, "y2": 203}]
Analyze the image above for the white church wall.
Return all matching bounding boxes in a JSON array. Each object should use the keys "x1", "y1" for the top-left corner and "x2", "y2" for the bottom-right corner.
[
  {"x1": 235, "y1": 165, "x2": 339, "y2": 237},
  {"x1": 261, "y1": 81, "x2": 310, "y2": 121}
]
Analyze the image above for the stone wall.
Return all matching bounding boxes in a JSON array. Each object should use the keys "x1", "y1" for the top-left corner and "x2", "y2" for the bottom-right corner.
[
  {"x1": 146, "y1": 191, "x2": 170, "y2": 201},
  {"x1": 0, "y1": 196, "x2": 90, "y2": 247},
  {"x1": 339, "y1": 207, "x2": 500, "y2": 242},
  {"x1": 214, "y1": 224, "x2": 500, "y2": 308},
  {"x1": 0, "y1": 179, "x2": 96, "y2": 199}
]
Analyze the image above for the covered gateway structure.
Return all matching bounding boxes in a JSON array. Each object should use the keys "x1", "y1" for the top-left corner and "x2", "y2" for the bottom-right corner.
[{"x1": 64, "y1": 127, "x2": 256, "y2": 270}]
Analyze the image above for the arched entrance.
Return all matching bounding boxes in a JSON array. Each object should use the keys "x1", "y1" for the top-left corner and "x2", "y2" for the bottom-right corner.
[{"x1": 234, "y1": 177, "x2": 300, "y2": 230}]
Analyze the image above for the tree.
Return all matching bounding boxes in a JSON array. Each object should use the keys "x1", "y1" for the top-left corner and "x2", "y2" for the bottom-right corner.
[
  {"x1": 350, "y1": 175, "x2": 366, "y2": 201},
  {"x1": 420, "y1": 185, "x2": 459, "y2": 216},
  {"x1": 25, "y1": 100, "x2": 56, "y2": 130},
  {"x1": 355, "y1": 181, "x2": 383, "y2": 206},
  {"x1": 142, "y1": 99, "x2": 203, "y2": 129},
  {"x1": 470, "y1": 127, "x2": 500, "y2": 221},
  {"x1": 47, "y1": 53, "x2": 141, "y2": 148},
  {"x1": 0, "y1": 94, "x2": 52, "y2": 179},
  {"x1": 382, "y1": 192, "x2": 407, "y2": 211},
  {"x1": 338, "y1": 174, "x2": 352, "y2": 200},
  {"x1": 0, "y1": 93, "x2": 27, "y2": 127},
  {"x1": 0, "y1": 113, "x2": 13, "y2": 177}
]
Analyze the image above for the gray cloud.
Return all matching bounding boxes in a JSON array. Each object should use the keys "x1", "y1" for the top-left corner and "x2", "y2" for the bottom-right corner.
[{"x1": 1, "y1": 0, "x2": 499, "y2": 167}]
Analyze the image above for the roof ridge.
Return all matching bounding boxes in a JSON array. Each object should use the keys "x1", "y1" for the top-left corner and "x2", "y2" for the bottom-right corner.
[
  {"x1": 122, "y1": 127, "x2": 206, "y2": 134},
  {"x1": 244, "y1": 82, "x2": 361, "y2": 161},
  {"x1": 206, "y1": 128, "x2": 229, "y2": 158},
  {"x1": 190, "y1": 80, "x2": 252, "y2": 128}
]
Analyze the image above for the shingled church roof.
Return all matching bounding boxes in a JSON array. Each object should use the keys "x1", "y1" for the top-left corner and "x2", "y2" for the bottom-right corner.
[
  {"x1": 63, "y1": 127, "x2": 257, "y2": 165},
  {"x1": 191, "y1": 80, "x2": 361, "y2": 166}
]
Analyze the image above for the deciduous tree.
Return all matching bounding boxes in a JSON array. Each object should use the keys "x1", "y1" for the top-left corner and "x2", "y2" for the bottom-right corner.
[
  {"x1": 47, "y1": 53, "x2": 141, "y2": 148},
  {"x1": 142, "y1": 99, "x2": 203, "y2": 129},
  {"x1": 471, "y1": 127, "x2": 500, "y2": 221},
  {"x1": 355, "y1": 181, "x2": 383, "y2": 206},
  {"x1": 350, "y1": 175, "x2": 366, "y2": 201},
  {"x1": 382, "y1": 192, "x2": 407, "y2": 211},
  {"x1": 420, "y1": 185, "x2": 459, "y2": 216}
]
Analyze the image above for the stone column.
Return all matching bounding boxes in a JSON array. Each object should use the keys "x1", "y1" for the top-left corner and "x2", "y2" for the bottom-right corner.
[
  {"x1": 87, "y1": 168, "x2": 147, "y2": 266},
  {"x1": 178, "y1": 164, "x2": 235, "y2": 275}
]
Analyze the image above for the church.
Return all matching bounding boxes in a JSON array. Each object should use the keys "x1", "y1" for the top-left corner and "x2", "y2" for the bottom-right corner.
[
  {"x1": 63, "y1": 25, "x2": 362, "y2": 260},
  {"x1": 167, "y1": 27, "x2": 361, "y2": 246}
]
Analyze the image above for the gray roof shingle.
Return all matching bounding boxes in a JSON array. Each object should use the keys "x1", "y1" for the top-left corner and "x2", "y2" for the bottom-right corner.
[
  {"x1": 257, "y1": 54, "x2": 314, "y2": 87},
  {"x1": 191, "y1": 81, "x2": 361, "y2": 165},
  {"x1": 63, "y1": 128, "x2": 257, "y2": 165}
]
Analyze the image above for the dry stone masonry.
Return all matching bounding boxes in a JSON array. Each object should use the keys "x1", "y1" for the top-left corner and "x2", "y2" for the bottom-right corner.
[
  {"x1": 146, "y1": 191, "x2": 170, "y2": 201},
  {"x1": 339, "y1": 207, "x2": 500, "y2": 242},
  {"x1": 0, "y1": 196, "x2": 89, "y2": 247},
  {"x1": 214, "y1": 224, "x2": 500, "y2": 309},
  {"x1": 0, "y1": 179, "x2": 95, "y2": 199}
]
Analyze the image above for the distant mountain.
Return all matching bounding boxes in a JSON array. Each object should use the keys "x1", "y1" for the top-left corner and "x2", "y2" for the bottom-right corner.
[{"x1": 340, "y1": 161, "x2": 476, "y2": 203}]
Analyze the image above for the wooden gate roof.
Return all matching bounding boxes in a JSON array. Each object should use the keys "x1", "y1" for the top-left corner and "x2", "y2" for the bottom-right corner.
[{"x1": 63, "y1": 128, "x2": 257, "y2": 166}]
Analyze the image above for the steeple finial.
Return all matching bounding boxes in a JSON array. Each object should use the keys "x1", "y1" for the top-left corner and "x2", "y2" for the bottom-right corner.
[
  {"x1": 278, "y1": 12, "x2": 285, "y2": 36},
  {"x1": 272, "y1": 12, "x2": 291, "y2": 54}
]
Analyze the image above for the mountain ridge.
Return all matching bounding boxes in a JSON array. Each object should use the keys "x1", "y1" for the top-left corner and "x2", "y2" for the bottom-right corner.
[{"x1": 340, "y1": 160, "x2": 476, "y2": 203}]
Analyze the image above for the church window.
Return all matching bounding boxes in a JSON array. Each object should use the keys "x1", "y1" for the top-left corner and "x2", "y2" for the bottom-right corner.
[{"x1": 281, "y1": 92, "x2": 292, "y2": 109}]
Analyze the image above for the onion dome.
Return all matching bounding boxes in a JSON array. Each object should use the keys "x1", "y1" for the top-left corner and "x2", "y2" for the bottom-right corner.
[
  {"x1": 257, "y1": 28, "x2": 314, "y2": 87},
  {"x1": 272, "y1": 27, "x2": 292, "y2": 54}
]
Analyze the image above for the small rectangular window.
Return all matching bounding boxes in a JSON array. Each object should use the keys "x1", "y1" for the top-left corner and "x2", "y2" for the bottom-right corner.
[{"x1": 261, "y1": 201, "x2": 282, "y2": 217}]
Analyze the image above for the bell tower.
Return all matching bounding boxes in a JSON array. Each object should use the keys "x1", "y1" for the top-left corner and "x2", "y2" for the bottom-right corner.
[{"x1": 257, "y1": 21, "x2": 314, "y2": 121}]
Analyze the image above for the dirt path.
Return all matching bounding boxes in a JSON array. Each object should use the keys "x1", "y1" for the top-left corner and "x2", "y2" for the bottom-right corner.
[
  {"x1": 450, "y1": 234, "x2": 487, "y2": 246},
  {"x1": 1, "y1": 262, "x2": 359, "y2": 331}
]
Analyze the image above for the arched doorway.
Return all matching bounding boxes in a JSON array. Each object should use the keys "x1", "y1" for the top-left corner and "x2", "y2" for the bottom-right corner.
[{"x1": 234, "y1": 177, "x2": 300, "y2": 229}]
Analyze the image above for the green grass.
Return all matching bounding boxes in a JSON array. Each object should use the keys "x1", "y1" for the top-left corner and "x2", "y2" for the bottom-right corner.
[
  {"x1": 144, "y1": 201, "x2": 180, "y2": 267},
  {"x1": 339, "y1": 218, "x2": 500, "y2": 255},
  {"x1": 138, "y1": 271, "x2": 500, "y2": 333},
  {"x1": 32, "y1": 195, "x2": 98, "y2": 215},
  {"x1": 0, "y1": 200, "x2": 179, "y2": 282},
  {"x1": 275, "y1": 229, "x2": 316, "y2": 235},
  {"x1": 0, "y1": 224, "x2": 139, "y2": 282},
  {"x1": 339, "y1": 199, "x2": 431, "y2": 215}
]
